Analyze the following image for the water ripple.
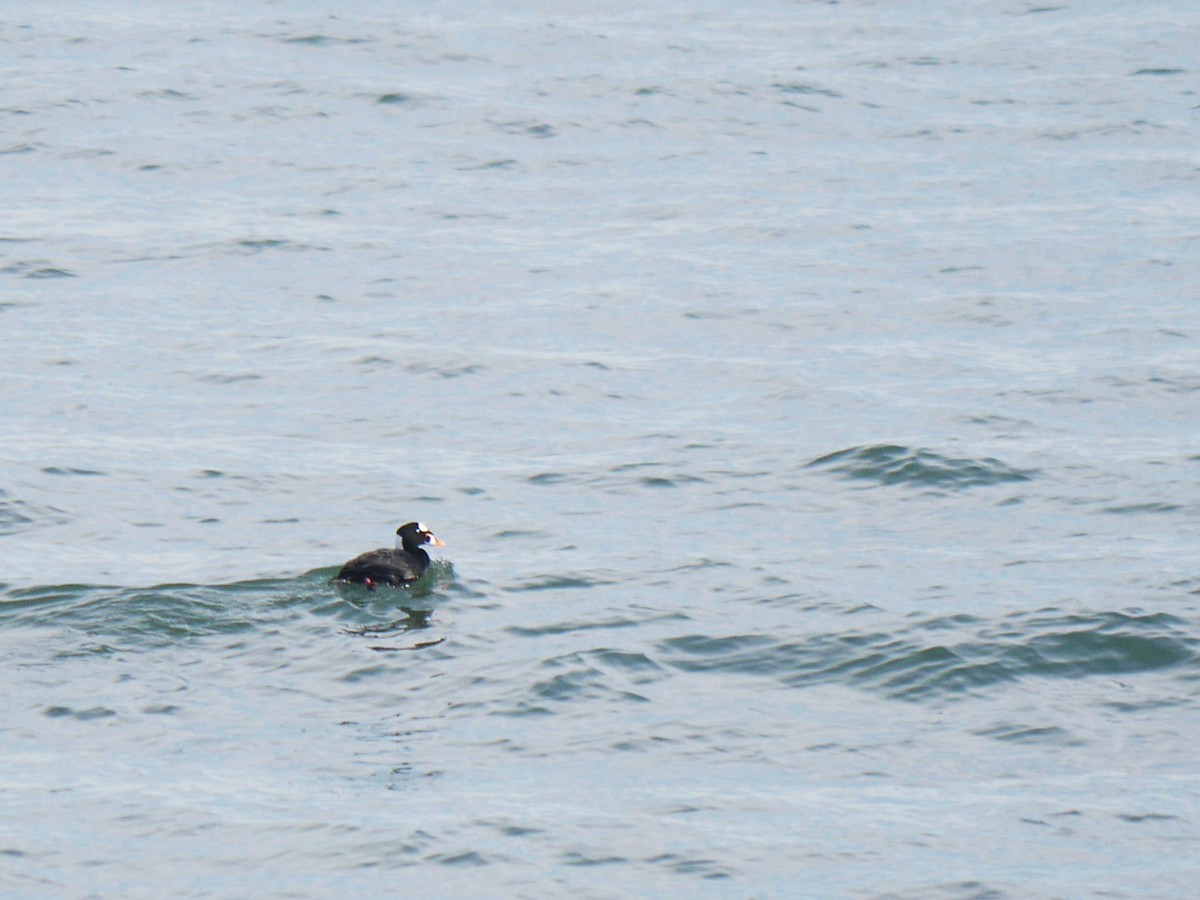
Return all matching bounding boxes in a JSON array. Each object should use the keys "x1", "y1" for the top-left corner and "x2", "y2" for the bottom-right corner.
[
  {"x1": 0, "y1": 570, "x2": 447, "y2": 648},
  {"x1": 656, "y1": 609, "x2": 1196, "y2": 701},
  {"x1": 807, "y1": 444, "x2": 1036, "y2": 490},
  {"x1": 0, "y1": 489, "x2": 69, "y2": 534}
]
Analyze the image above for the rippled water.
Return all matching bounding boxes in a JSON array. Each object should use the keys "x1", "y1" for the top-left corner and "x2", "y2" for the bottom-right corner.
[{"x1": 4, "y1": 1, "x2": 1200, "y2": 896}]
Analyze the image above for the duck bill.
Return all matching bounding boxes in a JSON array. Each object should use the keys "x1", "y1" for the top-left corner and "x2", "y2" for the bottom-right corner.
[{"x1": 429, "y1": 535, "x2": 447, "y2": 547}]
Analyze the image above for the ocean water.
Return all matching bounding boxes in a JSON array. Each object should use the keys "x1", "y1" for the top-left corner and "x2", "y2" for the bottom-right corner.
[{"x1": 3, "y1": 1, "x2": 1199, "y2": 896}]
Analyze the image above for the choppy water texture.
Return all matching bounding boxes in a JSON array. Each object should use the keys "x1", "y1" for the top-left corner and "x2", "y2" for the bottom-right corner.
[{"x1": 3, "y1": 1, "x2": 1200, "y2": 896}]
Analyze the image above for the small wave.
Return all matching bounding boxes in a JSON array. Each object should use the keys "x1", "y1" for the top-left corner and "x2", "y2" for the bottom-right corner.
[
  {"x1": 773, "y1": 81, "x2": 841, "y2": 98},
  {"x1": 656, "y1": 609, "x2": 1196, "y2": 701},
  {"x1": 44, "y1": 705, "x2": 117, "y2": 721},
  {"x1": 2, "y1": 258, "x2": 76, "y2": 278},
  {"x1": 579, "y1": 462, "x2": 710, "y2": 492},
  {"x1": 402, "y1": 361, "x2": 486, "y2": 380},
  {"x1": 532, "y1": 667, "x2": 647, "y2": 704},
  {"x1": 138, "y1": 88, "x2": 195, "y2": 101},
  {"x1": 1102, "y1": 502, "x2": 1183, "y2": 515},
  {"x1": 505, "y1": 616, "x2": 640, "y2": 638},
  {"x1": 25, "y1": 266, "x2": 77, "y2": 279},
  {"x1": 976, "y1": 723, "x2": 1081, "y2": 746},
  {"x1": 196, "y1": 373, "x2": 264, "y2": 385},
  {"x1": 277, "y1": 34, "x2": 371, "y2": 47},
  {"x1": 492, "y1": 119, "x2": 556, "y2": 139},
  {"x1": 492, "y1": 529, "x2": 546, "y2": 540},
  {"x1": 528, "y1": 472, "x2": 568, "y2": 485},
  {"x1": 508, "y1": 574, "x2": 615, "y2": 592},
  {"x1": 0, "y1": 490, "x2": 69, "y2": 534},
  {"x1": 514, "y1": 648, "x2": 662, "y2": 710},
  {"x1": 807, "y1": 444, "x2": 1035, "y2": 490},
  {"x1": 191, "y1": 238, "x2": 332, "y2": 257},
  {"x1": 0, "y1": 571, "x2": 374, "y2": 648}
]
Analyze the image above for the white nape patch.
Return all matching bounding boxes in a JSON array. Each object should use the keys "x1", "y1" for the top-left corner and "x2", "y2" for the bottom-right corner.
[{"x1": 394, "y1": 534, "x2": 403, "y2": 550}]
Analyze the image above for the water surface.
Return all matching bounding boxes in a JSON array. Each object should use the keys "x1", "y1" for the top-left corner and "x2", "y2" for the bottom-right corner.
[{"x1": 3, "y1": 1, "x2": 1200, "y2": 896}]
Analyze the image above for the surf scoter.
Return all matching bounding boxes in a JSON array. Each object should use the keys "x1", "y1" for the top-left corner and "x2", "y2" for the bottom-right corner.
[{"x1": 336, "y1": 522, "x2": 446, "y2": 586}]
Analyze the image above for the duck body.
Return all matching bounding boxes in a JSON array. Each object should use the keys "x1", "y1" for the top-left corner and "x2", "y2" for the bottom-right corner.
[{"x1": 336, "y1": 522, "x2": 446, "y2": 587}]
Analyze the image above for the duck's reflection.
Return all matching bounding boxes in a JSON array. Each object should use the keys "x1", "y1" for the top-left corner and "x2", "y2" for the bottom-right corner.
[{"x1": 343, "y1": 607, "x2": 445, "y2": 651}]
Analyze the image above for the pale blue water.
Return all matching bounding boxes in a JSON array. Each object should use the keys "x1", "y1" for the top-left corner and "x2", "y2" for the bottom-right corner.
[{"x1": 3, "y1": 2, "x2": 1200, "y2": 896}]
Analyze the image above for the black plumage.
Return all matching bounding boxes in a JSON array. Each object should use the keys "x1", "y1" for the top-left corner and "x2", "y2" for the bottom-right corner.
[{"x1": 336, "y1": 522, "x2": 446, "y2": 586}]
